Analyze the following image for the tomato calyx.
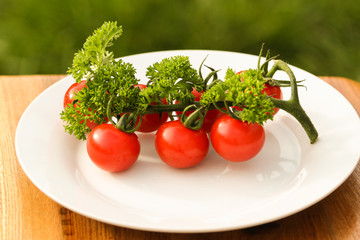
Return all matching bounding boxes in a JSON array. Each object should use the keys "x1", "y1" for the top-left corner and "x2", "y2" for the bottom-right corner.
[
  {"x1": 106, "y1": 95, "x2": 143, "y2": 133},
  {"x1": 117, "y1": 113, "x2": 143, "y2": 133},
  {"x1": 179, "y1": 104, "x2": 206, "y2": 130}
]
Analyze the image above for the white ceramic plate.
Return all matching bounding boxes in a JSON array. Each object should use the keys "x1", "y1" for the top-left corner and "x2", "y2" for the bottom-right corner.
[{"x1": 15, "y1": 50, "x2": 360, "y2": 233}]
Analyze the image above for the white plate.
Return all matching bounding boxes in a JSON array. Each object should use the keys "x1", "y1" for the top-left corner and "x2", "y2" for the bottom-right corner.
[{"x1": 15, "y1": 50, "x2": 360, "y2": 233}]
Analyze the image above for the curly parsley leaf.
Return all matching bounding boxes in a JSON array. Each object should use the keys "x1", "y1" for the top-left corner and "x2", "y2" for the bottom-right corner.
[
  {"x1": 60, "y1": 102, "x2": 92, "y2": 140},
  {"x1": 144, "y1": 56, "x2": 204, "y2": 104},
  {"x1": 201, "y1": 68, "x2": 274, "y2": 124},
  {"x1": 67, "y1": 21, "x2": 123, "y2": 83}
]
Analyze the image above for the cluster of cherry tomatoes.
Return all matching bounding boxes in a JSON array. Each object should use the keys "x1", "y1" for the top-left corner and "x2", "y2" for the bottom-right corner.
[{"x1": 63, "y1": 77, "x2": 283, "y2": 173}]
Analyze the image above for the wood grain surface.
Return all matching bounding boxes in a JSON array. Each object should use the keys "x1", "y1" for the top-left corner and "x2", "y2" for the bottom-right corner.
[{"x1": 1, "y1": 75, "x2": 359, "y2": 240}]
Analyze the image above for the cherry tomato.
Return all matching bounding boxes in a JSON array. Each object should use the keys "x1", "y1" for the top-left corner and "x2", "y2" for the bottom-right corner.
[
  {"x1": 176, "y1": 88, "x2": 224, "y2": 132},
  {"x1": 86, "y1": 124, "x2": 140, "y2": 172},
  {"x1": 63, "y1": 80, "x2": 87, "y2": 108},
  {"x1": 155, "y1": 120, "x2": 209, "y2": 168},
  {"x1": 262, "y1": 83, "x2": 283, "y2": 115},
  {"x1": 135, "y1": 84, "x2": 169, "y2": 133},
  {"x1": 202, "y1": 108, "x2": 225, "y2": 132},
  {"x1": 210, "y1": 115, "x2": 265, "y2": 162},
  {"x1": 63, "y1": 80, "x2": 108, "y2": 130}
]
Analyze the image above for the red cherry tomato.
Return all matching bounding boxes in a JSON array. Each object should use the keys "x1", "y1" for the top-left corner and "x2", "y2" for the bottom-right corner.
[
  {"x1": 155, "y1": 120, "x2": 209, "y2": 168},
  {"x1": 176, "y1": 88, "x2": 224, "y2": 132},
  {"x1": 202, "y1": 108, "x2": 225, "y2": 132},
  {"x1": 63, "y1": 80, "x2": 107, "y2": 130},
  {"x1": 135, "y1": 84, "x2": 169, "y2": 133},
  {"x1": 63, "y1": 80, "x2": 87, "y2": 108},
  {"x1": 210, "y1": 115, "x2": 265, "y2": 162},
  {"x1": 262, "y1": 83, "x2": 283, "y2": 115},
  {"x1": 86, "y1": 124, "x2": 140, "y2": 172}
]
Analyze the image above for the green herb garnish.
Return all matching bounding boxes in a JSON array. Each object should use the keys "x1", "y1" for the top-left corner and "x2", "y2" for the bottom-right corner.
[{"x1": 61, "y1": 21, "x2": 318, "y2": 144}]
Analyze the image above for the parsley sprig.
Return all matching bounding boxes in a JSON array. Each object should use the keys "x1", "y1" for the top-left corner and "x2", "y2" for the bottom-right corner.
[
  {"x1": 61, "y1": 22, "x2": 142, "y2": 139},
  {"x1": 200, "y1": 68, "x2": 274, "y2": 124},
  {"x1": 144, "y1": 55, "x2": 204, "y2": 105},
  {"x1": 68, "y1": 21, "x2": 123, "y2": 83}
]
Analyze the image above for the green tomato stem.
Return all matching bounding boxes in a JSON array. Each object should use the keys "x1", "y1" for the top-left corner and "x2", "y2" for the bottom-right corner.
[
  {"x1": 130, "y1": 101, "x2": 224, "y2": 114},
  {"x1": 107, "y1": 95, "x2": 142, "y2": 133},
  {"x1": 266, "y1": 60, "x2": 318, "y2": 144},
  {"x1": 114, "y1": 60, "x2": 319, "y2": 141},
  {"x1": 180, "y1": 105, "x2": 205, "y2": 130}
]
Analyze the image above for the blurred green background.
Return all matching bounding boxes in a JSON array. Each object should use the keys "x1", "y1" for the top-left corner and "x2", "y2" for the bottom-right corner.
[{"x1": 1, "y1": 0, "x2": 359, "y2": 81}]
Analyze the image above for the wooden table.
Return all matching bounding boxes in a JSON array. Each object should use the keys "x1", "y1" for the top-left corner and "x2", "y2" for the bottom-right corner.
[{"x1": 1, "y1": 75, "x2": 359, "y2": 240}]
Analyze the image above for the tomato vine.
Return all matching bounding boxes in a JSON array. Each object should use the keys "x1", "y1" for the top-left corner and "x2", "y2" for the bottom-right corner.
[{"x1": 60, "y1": 21, "x2": 318, "y2": 145}]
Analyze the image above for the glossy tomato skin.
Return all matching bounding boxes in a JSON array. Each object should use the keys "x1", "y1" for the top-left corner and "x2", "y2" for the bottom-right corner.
[
  {"x1": 176, "y1": 88, "x2": 224, "y2": 132},
  {"x1": 202, "y1": 109, "x2": 225, "y2": 132},
  {"x1": 86, "y1": 124, "x2": 140, "y2": 172},
  {"x1": 63, "y1": 80, "x2": 87, "y2": 108},
  {"x1": 155, "y1": 120, "x2": 209, "y2": 168},
  {"x1": 135, "y1": 84, "x2": 169, "y2": 133},
  {"x1": 210, "y1": 115, "x2": 265, "y2": 162},
  {"x1": 63, "y1": 80, "x2": 108, "y2": 130},
  {"x1": 262, "y1": 83, "x2": 283, "y2": 115},
  {"x1": 137, "y1": 111, "x2": 168, "y2": 132}
]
